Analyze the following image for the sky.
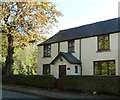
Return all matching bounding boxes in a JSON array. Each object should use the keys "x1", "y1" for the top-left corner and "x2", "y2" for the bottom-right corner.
[{"x1": 47, "y1": 0, "x2": 120, "y2": 37}]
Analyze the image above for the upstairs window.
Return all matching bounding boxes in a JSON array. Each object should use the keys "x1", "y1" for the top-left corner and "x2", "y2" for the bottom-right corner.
[
  {"x1": 94, "y1": 60, "x2": 115, "y2": 75},
  {"x1": 68, "y1": 40, "x2": 75, "y2": 53},
  {"x1": 98, "y1": 34, "x2": 110, "y2": 51},
  {"x1": 43, "y1": 44, "x2": 51, "y2": 57},
  {"x1": 43, "y1": 64, "x2": 50, "y2": 75}
]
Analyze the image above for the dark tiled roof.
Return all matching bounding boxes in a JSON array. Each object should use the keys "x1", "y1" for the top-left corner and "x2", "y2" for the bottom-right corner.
[
  {"x1": 38, "y1": 18, "x2": 120, "y2": 46},
  {"x1": 51, "y1": 52, "x2": 81, "y2": 64}
]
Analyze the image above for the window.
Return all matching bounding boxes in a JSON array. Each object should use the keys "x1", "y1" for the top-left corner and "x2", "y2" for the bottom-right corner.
[
  {"x1": 98, "y1": 34, "x2": 110, "y2": 51},
  {"x1": 94, "y1": 60, "x2": 115, "y2": 75},
  {"x1": 68, "y1": 40, "x2": 74, "y2": 53},
  {"x1": 43, "y1": 64, "x2": 50, "y2": 75},
  {"x1": 58, "y1": 42, "x2": 60, "y2": 53},
  {"x1": 43, "y1": 44, "x2": 51, "y2": 57},
  {"x1": 75, "y1": 66, "x2": 78, "y2": 73}
]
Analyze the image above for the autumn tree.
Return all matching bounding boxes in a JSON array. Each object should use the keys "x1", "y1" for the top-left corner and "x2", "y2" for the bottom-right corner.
[{"x1": 1, "y1": 1, "x2": 62, "y2": 75}]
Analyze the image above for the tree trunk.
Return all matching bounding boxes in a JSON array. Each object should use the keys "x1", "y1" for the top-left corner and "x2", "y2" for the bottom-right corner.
[{"x1": 5, "y1": 34, "x2": 14, "y2": 76}]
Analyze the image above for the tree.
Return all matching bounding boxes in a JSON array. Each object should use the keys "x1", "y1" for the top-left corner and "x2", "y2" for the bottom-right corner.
[
  {"x1": 1, "y1": 1, "x2": 62, "y2": 75},
  {"x1": 1, "y1": 32, "x2": 8, "y2": 75},
  {"x1": 13, "y1": 44, "x2": 37, "y2": 75},
  {"x1": 13, "y1": 35, "x2": 48, "y2": 75}
]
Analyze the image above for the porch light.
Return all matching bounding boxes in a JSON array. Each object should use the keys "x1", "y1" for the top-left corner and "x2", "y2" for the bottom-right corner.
[{"x1": 67, "y1": 67, "x2": 70, "y2": 70}]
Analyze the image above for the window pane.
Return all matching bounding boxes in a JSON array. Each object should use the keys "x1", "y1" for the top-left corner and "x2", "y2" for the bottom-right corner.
[
  {"x1": 95, "y1": 62, "x2": 101, "y2": 75},
  {"x1": 47, "y1": 45, "x2": 51, "y2": 56},
  {"x1": 104, "y1": 36, "x2": 110, "y2": 49},
  {"x1": 75, "y1": 66, "x2": 78, "y2": 73},
  {"x1": 44, "y1": 44, "x2": 51, "y2": 57},
  {"x1": 99, "y1": 41, "x2": 103, "y2": 50},
  {"x1": 101, "y1": 62, "x2": 108, "y2": 75},
  {"x1": 98, "y1": 35, "x2": 110, "y2": 51},
  {"x1": 68, "y1": 40, "x2": 74, "y2": 52},
  {"x1": 43, "y1": 64, "x2": 50, "y2": 75},
  {"x1": 98, "y1": 37, "x2": 104, "y2": 50},
  {"x1": 109, "y1": 61, "x2": 115, "y2": 75}
]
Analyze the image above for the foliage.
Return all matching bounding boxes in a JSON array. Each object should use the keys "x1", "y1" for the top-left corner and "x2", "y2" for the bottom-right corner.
[
  {"x1": 1, "y1": 34, "x2": 48, "y2": 75},
  {"x1": 13, "y1": 44, "x2": 37, "y2": 75},
  {"x1": 1, "y1": 1, "x2": 62, "y2": 75},
  {"x1": 1, "y1": 33, "x2": 8, "y2": 75},
  {"x1": 1, "y1": 33, "x2": 7, "y2": 61},
  {"x1": 1, "y1": 1, "x2": 62, "y2": 39}
]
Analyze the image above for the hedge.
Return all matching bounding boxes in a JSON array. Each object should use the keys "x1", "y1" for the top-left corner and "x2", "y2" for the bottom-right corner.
[
  {"x1": 3, "y1": 75, "x2": 120, "y2": 95},
  {"x1": 58, "y1": 75, "x2": 120, "y2": 95},
  {"x1": 2, "y1": 75, "x2": 56, "y2": 89}
]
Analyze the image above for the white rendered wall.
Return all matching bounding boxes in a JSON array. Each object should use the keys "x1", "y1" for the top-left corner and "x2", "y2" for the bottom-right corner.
[
  {"x1": 72, "y1": 39, "x2": 81, "y2": 60},
  {"x1": 37, "y1": 33, "x2": 119, "y2": 76},
  {"x1": 81, "y1": 33, "x2": 119, "y2": 75},
  {"x1": 51, "y1": 56, "x2": 81, "y2": 78},
  {"x1": 37, "y1": 46, "x2": 42, "y2": 75},
  {"x1": 37, "y1": 43, "x2": 58, "y2": 75},
  {"x1": 118, "y1": 33, "x2": 120, "y2": 75},
  {"x1": 60, "y1": 41, "x2": 68, "y2": 52},
  {"x1": 59, "y1": 40, "x2": 81, "y2": 60},
  {"x1": 37, "y1": 40, "x2": 81, "y2": 78}
]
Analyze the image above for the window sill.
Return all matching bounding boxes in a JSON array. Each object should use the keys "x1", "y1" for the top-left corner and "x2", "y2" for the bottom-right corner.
[
  {"x1": 68, "y1": 51, "x2": 75, "y2": 53},
  {"x1": 96, "y1": 49, "x2": 111, "y2": 53},
  {"x1": 75, "y1": 72, "x2": 78, "y2": 73},
  {"x1": 42, "y1": 56, "x2": 51, "y2": 58},
  {"x1": 94, "y1": 75, "x2": 115, "y2": 76}
]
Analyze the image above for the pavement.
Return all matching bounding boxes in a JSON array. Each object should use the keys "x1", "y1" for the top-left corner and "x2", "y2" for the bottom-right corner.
[{"x1": 2, "y1": 85, "x2": 120, "y2": 99}]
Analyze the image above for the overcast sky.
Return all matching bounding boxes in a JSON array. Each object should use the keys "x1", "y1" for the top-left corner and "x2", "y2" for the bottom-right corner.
[{"x1": 48, "y1": 0, "x2": 119, "y2": 37}]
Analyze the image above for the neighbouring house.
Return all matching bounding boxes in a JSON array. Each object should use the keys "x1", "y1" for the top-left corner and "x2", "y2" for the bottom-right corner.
[{"x1": 37, "y1": 18, "x2": 120, "y2": 78}]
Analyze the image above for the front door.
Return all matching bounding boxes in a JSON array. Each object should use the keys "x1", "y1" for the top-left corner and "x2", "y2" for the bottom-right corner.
[{"x1": 59, "y1": 65, "x2": 66, "y2": 77}]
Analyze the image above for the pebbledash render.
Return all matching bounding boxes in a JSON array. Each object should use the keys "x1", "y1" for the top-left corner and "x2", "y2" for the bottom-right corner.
[{"x1": 37, "y1": 18, "x2": 120, "y2": 78}]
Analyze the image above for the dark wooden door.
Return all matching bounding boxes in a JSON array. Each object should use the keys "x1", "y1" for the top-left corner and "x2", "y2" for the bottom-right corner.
[{"x1": 59, "y1": 65, "x2": 66, "y2": 77}]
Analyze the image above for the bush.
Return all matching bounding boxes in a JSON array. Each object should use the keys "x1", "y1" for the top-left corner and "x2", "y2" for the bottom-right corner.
[
  {"x1": 58, "y1": 75, "x2": 120, "y2": 95},
  {"x1": 3, "y1": 75, "x2": 120, "y2": 95},
  {"x1": 2, "y1": 75, "x2": 56, "y2": 89}
]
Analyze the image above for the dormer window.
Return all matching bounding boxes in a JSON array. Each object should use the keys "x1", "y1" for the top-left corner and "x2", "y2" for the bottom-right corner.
[
  {"x1": 98, "y1": 34, "x2": 110, "y2": 51},
  {"x1": 68, "y1": 40, "x2": 74, "y2": 53},
  {"x1": 43, "y1": 44, "x2": 51, "y2": 57}
]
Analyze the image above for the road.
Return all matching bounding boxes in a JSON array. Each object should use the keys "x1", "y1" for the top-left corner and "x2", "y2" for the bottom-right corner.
[
  {"x1": 2, "y1": 86, "x2": 119, "y2": 100},
  {"x1": 2, "y1": 89, "x2": 48, "y2": 99}
]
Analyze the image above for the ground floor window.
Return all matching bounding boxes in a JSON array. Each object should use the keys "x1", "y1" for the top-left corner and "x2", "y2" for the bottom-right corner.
[
  {"x1": 94, "y1": 60, "x2": 115, "y2": 75},
  {"x1": 75, "y1": 66, "x2": 78, "y2": 73},
  {"x1": 43, "y1": 64, "x2": 50, "y2": 75}
]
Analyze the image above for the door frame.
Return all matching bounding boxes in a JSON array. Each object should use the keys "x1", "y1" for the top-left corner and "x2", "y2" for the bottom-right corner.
[{"x1": 59, "y1": 65, "x2": 66, "y2": 77}]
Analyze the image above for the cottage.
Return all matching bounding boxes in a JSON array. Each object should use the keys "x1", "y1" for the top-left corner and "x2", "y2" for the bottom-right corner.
[{"x1": 37, "y1": 18, "x2": 120, "y2": 78}]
